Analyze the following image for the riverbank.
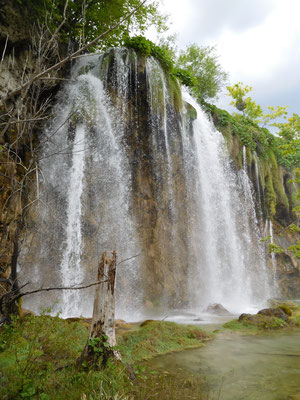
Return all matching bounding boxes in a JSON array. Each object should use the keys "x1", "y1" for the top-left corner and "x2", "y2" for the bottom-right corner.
[
  {"x1": 1, "y1": 304, "x2": 299, "y2": 399},
  {"x1": 0, "y1": 314, "x2": 212, "y2": 399}
]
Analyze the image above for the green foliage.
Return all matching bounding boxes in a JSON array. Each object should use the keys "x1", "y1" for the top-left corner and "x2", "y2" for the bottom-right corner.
[
  {"x1": 124, "y1": 36, "x2": 197, "y2": 91},
  {"x1": 0, "y1": 314, "x2": 89, "y2": 399},
  {"x1": 261, "y1": 105, "x2": 289, "y2": 127},
  {"x1": 177, "y1": 44, "x2": 228, "y2": 100},
  {"x1": 273, "y1": 137, "x2": 300, "y2": 169},
  {"x1": 124, "y1": 35, "x2": 174, "y2": 70},
  {"x1": 156, "y1": 33, "x2": 177, "y2": 60},
  {"x1": 273, "y1": 115, "x2": 300, "y2": 168},
  {"x1": 226, "y1": 83, "x2": 300, "y2": 169},
  {"x1": 16, "y1": 0, "x2": 167, "y2": 50},
  {"x1": 268, "y1": 242, "x2": 284, "y2": 254},
  {"x1": 227, "y1": 83, "x2": 289, "y2": 127},
  {"x1": 172, "y1": 68, "x2": 197, "y2": 88},
  {"x1": 286, "y1": 224, "x2": 300, "y2": 234},
  {"x1": 287, "y1": 243, "x2": 300, "y2": 259},
  {"x1": 124, "y1": 35, "x2": 152, "y2": 56},
  {"x1": 227, "y1": 83, "x2": 259, "y2": 118}
]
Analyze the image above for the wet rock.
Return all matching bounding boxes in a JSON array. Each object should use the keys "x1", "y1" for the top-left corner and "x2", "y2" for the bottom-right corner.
[
  {"x1": 257, "y1": 307, "x2": 288, "y2": 321},
  {"x1": 238, "y1": 313, "x2": 254, "y2": 322},
  {"x1": 193, "y1": 317, "x2": 204, "y2": 321},
  {"x1": 238, "y1": 313, "x2": 288, "y2": 329},
  {"x1": 206, "y1": 303, "x2": 231, "y2": 316}
]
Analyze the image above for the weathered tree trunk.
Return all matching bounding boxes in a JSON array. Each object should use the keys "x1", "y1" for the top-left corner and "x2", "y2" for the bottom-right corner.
[{"x1": 78, "y1": 251, "x2": 121, "y2": 367}]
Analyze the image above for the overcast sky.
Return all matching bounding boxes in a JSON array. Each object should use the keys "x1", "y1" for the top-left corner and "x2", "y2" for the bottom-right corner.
[{"x1": 152, "y1": 0, "x2": 300, "y2": 117}]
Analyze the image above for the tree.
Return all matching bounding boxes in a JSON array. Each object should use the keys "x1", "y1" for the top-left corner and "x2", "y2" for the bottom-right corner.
[
  {"x1": 226, "y1": 82, "x2": 288, "y2": 124},
  {"x1": 78, "y1": 252, "x2": 121, "y2": 368},
  {"x1": 176, "y1": 44, "x2": 228, "y2": 100},
  {"x1": 17, "y1": 0, "x2": 168, "y2": 50},
  {"x1": 226, "y1": 82, "x2": 263, "y2": 121}
]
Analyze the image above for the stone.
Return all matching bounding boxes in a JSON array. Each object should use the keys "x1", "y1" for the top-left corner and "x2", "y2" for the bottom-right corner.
[
  {"x1": 238, "y1": 313, "x2": 254, "y2": 322},
  {"x1": 257, "y1": 308, "x2": 288, "y2": 321},
  {"x1": 206, "y1": 303, "x2": 231, "y2": 316}
]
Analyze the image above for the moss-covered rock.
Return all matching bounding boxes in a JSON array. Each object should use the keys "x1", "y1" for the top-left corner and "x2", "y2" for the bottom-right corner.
[{"x1": 224, "y1": 304, "x2": 300, "y2": 332}]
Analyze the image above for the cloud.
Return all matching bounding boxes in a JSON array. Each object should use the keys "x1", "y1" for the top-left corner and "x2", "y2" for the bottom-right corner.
[
  {"x1": 182, "y1": 0, "x2": 274, "y2": 45},
  {"x1": 160, "y1": 0, "x2": 300, "y2": 117}
]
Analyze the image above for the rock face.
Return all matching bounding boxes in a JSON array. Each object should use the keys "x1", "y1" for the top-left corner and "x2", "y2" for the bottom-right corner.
[
  {"x1": 0, "y1": 1, "x2": 68, "y2": 316},
  {"x1": 105, "y1": 51, "x2": 191, "y2": 307}
]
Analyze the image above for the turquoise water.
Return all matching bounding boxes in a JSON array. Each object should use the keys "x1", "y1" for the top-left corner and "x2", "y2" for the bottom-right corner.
[{"x1": 147, "y1": 329, "x2": 300, "y2": 400}]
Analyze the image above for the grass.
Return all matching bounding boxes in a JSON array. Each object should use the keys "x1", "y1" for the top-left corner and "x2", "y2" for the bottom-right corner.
[
  {"x1": 118, "y1": 320, "x2": 212, "y2": 363},
  {"x1": 0, "y1": 314, "x2": 211, "y2": 400},
  {"x1": 223, "y1": 304, "x2": 300, "y2": 334}
]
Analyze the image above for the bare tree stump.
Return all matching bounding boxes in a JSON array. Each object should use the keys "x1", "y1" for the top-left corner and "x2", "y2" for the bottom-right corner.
[{"x1": 78, "y1": 251, "x2": 121, "y2": 367}]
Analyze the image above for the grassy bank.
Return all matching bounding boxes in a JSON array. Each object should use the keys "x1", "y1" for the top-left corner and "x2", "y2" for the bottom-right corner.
[
  {"x1": 0, "y1": 314, "x2": 211, "y2": 400},
  {"x1": 223, "y1": 304, "x2": 300, "y2": 334}
]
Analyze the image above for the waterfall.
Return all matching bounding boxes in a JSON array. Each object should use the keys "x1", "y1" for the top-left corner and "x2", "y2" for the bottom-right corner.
[
  {"x1": 182, "y1": 96, "x2": 272, "y2": 313},
  {"x1": 60, "y1": 124, "x2": 86, "y2": 316},
  {"x1": 20, "y1": 48, "x2": 273, "y2": 319},
  {"x1": 263, "y1": 219, "x2": 278, "y2": 293}
]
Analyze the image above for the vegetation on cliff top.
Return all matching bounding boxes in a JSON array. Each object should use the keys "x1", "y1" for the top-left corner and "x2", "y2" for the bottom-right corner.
[{"x1": 15, "y1": 0, "x2": 168, "y2": 50}]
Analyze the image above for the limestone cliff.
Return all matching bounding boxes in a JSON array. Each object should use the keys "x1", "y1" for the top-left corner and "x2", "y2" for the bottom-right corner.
[
  {"x1": 0, "y1": 0, "x2": 67, "y2": 316},
  {"x1": 1, "y1": 3, "x2": 299, "y2": 318}
]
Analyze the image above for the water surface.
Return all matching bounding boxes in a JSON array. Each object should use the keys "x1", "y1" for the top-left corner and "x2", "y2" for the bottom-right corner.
[{"x1": 148, "y1": 329, "x2": 300, "y2": 400}]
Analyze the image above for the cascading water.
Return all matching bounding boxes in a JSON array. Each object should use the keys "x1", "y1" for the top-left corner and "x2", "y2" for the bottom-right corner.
[
  {"x1": 182, "y1": 96, "x2": 272, "y2": 313},
  {"x1": 20, "y1": 48, "x2": 273, "y2": 319},
  {"x1": 264, "y1": 219, "x2": 278, "y2": 293},
  {"x1": 253, "y1": 152, "x2": 265, "y2": 224},
  {"x1": 60, "y1": 124, "x2": 86, "y2": 316},
  {"x1": 20, "y1": 52, "x2": 142, "y2": 320}
]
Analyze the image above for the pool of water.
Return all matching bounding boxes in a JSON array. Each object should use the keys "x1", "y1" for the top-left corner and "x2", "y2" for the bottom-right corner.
[{"x1": 147, "y1": 329, "x2": 300, "y2": 400}]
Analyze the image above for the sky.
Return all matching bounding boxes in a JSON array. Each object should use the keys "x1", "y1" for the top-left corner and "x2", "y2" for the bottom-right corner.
[{"x1": 150, "y1": 0, "x2": 300, "y2": 118}]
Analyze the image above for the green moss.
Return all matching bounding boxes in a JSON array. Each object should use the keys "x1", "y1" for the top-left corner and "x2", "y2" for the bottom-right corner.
[
  {"x1": 166, "y1": 74, "x2": 183, "y2": 112},
  {"x1": 278, "y1": 304, "x2": 293, "y2": 316},
  {"x1": 223, "y1": 315, "x2": 288, "y2": 332},
  {"x1": 124, "y1": 36, "x2": 173, "y2": 72},
  {"x1": 224, "y1": 305, "x2": 300, "y2": 333},
  {"x1": 223, "y1": 319, "x2": 257, "y2": 332},
  {"x1": 118, "y1": 320, "x2": 211, "y2": 363},
  {"x1": 265, "y1": 173, "x2": 277, "y2": 216},
  {"x1": 269, "y1": 152, "x2": 290, "y2": 210},
  {"x1": 148, "y1": 70, "x2": 166, "y2": 114},
  {"x1": 184, "y1": 101, "x2": 197, "y2": 121}
]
